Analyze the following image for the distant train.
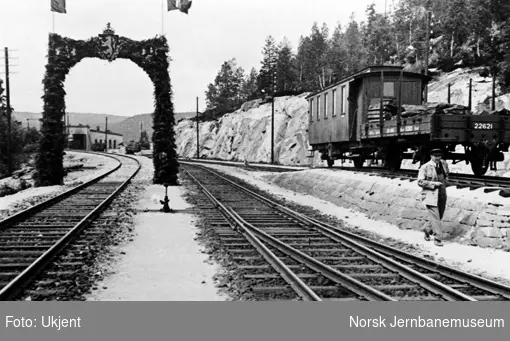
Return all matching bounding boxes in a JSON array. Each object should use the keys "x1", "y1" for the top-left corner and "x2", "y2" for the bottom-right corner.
[
  {"x1": 125, "y1": 141, "x2": 141, "y2": 154},
  {"x1": 306, "y1": 65, "x2": 509, "y2": 176}
]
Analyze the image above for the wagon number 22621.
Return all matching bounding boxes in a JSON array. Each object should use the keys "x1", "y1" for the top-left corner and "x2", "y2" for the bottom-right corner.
[{"x1": 474, "y1": 123, "x2": 493, "y2": 129}]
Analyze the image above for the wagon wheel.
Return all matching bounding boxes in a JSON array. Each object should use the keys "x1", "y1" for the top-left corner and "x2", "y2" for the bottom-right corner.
[
  {"x1": 353, "y1": 155, "x2": 364, "y2": 168},
  {"x1": 469, "y1": 146, "x2": 490, "y2": 176},
  {"x1": 385, "y1": 148, "x2": 402, "y2": 171}
]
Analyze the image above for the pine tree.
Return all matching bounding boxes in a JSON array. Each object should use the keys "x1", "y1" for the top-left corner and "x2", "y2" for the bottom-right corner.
[
  {"x1": 258, "y1": 35, "x2": 279, "y2": 96},
  {"x1": 309, "y1": 22, "x2": 330, "y2": 89},
  {"x1": 275, "y1": 37, "x2": 297, "y2": 94},
  {"x1": 205, "y1": 58, "x2": 245, "y2": 114},
  {"x1": 295, "y1": 36, "x2": 314, "y2": 91},
  {"x1": 326, "y1": 22, "x2": 349, "y2": 83},
  {"x1": 344, "y1": 14, "x2": 366, "y2": 74},
  {"x1": 363, "y1": 4, "x2": 394, "y2": 65},
  {"x1": 240, "y1": 67, "x2": 259, "y2": 101}
]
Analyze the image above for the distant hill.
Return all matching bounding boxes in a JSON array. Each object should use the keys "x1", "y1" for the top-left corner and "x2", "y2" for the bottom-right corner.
[
  {"x1": 12, "y1": 111, "x2": 196, "y2": 142},
  {"x1": 12, "y1": 111, "x2": 128, "y2": 130},
  {"x1": 108, "y1": 112, "x2": 196, "y2": 142}
]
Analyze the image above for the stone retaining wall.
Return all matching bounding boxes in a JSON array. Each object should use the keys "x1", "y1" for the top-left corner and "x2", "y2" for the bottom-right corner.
[{"x1": 262, "y1": 169, "x2": 510, "y2": 250}]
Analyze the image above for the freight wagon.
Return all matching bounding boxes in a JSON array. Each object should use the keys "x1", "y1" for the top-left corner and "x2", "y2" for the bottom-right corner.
[{"x1": 306, "y1": 65, "x2": 509, "y2": 175}]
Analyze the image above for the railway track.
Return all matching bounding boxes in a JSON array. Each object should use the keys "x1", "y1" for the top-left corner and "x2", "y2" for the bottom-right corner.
[
  {"x1": 327, "y1": 166, "x2": 510, "y2": 196},
  {"x1": 181, "y1": 158, "x2": 510, "y2": 196},
  {"x1": 182, "y1": 162, "x2": 510, "y2": 301},
  {"x1": 0, "y1": 152, "x2": 140, "y2": 300},
  {"x1": 178, "y1": 158, "x2": 306, "y2": 173}
]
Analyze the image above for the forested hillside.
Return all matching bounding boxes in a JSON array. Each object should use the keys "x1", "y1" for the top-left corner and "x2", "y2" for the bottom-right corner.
[{"x1": 204, "y1": 0, "x2": 510, "y2": 117}]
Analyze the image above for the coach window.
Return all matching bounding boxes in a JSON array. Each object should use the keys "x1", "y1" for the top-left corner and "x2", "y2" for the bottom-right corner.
[
  {"x1": 316, "y1": 95, "x2": 320, "y2": 120},
  {"x1": 324, "y1": 93, "x2": 328, "y2": 119},
  {"x1": 332, "y1": 89, "x2": 337, "y2": 117},
  {"x1": 341, "y1": 86, "x2": 347, "y2": 116},
  {"x1": 310, "y1": 99, "x2": 314, "y2": 121},
  {"x1": 383, "y1": 82, "x2": 395, "y2": 97}
]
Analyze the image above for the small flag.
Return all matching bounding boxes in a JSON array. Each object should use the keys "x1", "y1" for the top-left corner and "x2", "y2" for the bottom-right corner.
[
  {"x1": 51, "y1": 0, "x2": 66, "y2": 13},
  {"x1": 167, "y1": 0, "x2": 179, "y2": 11},
  {"x1": 168, "y1": 0, "x2": 192, "y2": 14},
  {"x1": 179, "y1": 0, "x2": 192, "y2": 14}
]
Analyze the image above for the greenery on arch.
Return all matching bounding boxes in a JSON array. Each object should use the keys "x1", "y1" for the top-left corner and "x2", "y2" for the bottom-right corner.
[{"x1": 36, "y1": 24, "x2": 179, "y2": 186}]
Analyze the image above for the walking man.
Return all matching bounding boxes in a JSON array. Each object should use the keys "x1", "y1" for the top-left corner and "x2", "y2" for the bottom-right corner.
[{"x1": 417, "y1": 148, "x2": 449, "y2": 246}]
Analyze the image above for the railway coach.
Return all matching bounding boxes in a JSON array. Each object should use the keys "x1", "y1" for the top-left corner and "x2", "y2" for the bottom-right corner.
[{"x1": 306, "y1": 65, "x2": 509, "y2": 176}]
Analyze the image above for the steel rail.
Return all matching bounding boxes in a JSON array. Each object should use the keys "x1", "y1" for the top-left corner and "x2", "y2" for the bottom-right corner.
[
  {"x1": 178, "y1": 158, "x2": 306, "y2": 173},
  {"x1": 226, "y1": 209, "x2": 395, "y2": 301},
  {"x1": 0, "y1": 151, "x2": 122, "y2": 229},
  {"x1": 207, "y1": 161, "x2": 510, "y2": 299},
  {"x1": 183, "y1": 168, "x2": 321, "y2": 301},
  {"x1": 183, "y1": 165, "x2": 395, "y2": 301},
  {"x1": 180, "y1": 157, "x2": 510, "y2": 191},
  {"x1": 0, "y1": 153, "x2": 141, "y2": 300},
  {"x1": 303, "y1": 215, "x2": 510, "y2": 300},
  {"x1": 183, "y1": 162, "x2": 485, "y2": 301},
  {"x1": 332, "y1": 166, "x2": 510, "y2": 191}
]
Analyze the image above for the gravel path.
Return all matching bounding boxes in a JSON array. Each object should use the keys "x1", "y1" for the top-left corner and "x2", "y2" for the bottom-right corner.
[{"x1": 85, "y1": 156, "x2": 229, "y2": 301}]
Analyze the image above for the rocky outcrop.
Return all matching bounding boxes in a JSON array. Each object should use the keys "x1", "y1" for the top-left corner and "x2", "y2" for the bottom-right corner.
[
  {"x1": 175, "y1": 93, "x2": 323, "y2": 166},
  {"x1": 428, "y1": 67, "x2": 510, "y2": 114}
]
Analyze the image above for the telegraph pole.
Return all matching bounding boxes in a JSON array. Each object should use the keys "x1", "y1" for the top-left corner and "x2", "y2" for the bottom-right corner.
[
  {"x1": 492, "y1": 71, "x2": 496, "y2": 111},
  {"x1": 424, "y1": 11, "x2": 431, "y2": 102},
  {"x1": 271, "y1": 68, "x2": 276, "y2": 164},
  {"x1": 196, "y1": 96, "x2": 199, "y2": 159},
  {"x1": 104, "y1": 117, "x2": 108, "y2": 152},
  {"x1": 140, "y1": 121, "x2": 143, "y2": 143},
  {"x1": 4, "y1": 47, "x2": 12, "y2": 175}
]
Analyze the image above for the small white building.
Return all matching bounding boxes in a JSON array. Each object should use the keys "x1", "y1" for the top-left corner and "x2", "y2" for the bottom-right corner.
[{"x1": 67, "y1": 124, "x2": 123, "y2": 151}]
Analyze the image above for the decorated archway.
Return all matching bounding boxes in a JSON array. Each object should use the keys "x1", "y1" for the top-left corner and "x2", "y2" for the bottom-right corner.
[{"x1": 35, "y1": 23, "x2": 179, "y2": 186}]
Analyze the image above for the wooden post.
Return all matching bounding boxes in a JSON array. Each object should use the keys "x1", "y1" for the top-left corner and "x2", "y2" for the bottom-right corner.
[
  {"x1": 196, "y1": 97, "x2": 199, "y2": 159},
  {"x1": 379, "y1": 69, "x2": 384, "y2": 138},
  {"x1": 397, "y1": 69, "x2": 403, "y2": 137},
  {"x1": 468, "y1": 79, "x2": 472, "y2": 111},
  {"x1": 105, "y1": 117, "x2": 108, "y2": 152},
  {"x1": 4, "y1": 47, "x2": 12, "y2": 175},
  {"x1": 423, "y1": 11, "x2": 431, "y2": 102},
  {"x1": 492, "y1": 73, "x2": 496, "y2": 111}
]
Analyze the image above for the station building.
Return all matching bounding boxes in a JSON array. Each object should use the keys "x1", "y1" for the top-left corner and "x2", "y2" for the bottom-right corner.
[{"x1": 67, "y1": 124, "x2": 124, "y2": 151}]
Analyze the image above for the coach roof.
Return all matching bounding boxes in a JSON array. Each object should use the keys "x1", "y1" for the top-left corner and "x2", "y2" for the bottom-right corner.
[{"x1": 305, "y1": 65, "x2": 432, "y2": 100}]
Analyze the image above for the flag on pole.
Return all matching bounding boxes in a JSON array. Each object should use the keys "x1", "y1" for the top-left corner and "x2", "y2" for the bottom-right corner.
[
  {"x1": 167, "y1": 0, "x2": 179, "y2": 11},
  {"x1": 51, "y1": 0, "x2": 66, "y2": 13},
  {"x1": 179, "y1": 0, "x2": 192, "y2": 14},
  {"x1": 167, "y1": 0, "x2": 192, "y2": 14}
]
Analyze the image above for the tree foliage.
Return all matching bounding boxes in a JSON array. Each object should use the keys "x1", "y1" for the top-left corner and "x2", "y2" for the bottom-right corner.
[
  {"x1": 0, "y1": 79, "x2": 41, "y2": 176},
  {"x1": 205, "y1": 58, "x2": 245, "y2": 115},
  {"x1": 203, "y1": 0, "x2": 510, "y2": 116}
]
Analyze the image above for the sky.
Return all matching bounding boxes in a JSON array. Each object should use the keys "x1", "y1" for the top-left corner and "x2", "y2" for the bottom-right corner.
[{"x1": 0, "y1": 0, "x2": 392, "y2": 117}]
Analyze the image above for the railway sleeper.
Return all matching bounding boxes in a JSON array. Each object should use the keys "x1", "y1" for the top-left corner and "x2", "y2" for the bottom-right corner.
[
  {"x1": 251, "y1": 285, "x2": 357, "y2": 296},
  {"x1": 0, "y1": 235, "x2": 65, "y2": 239},
  {"x1": 8, "y1": 225, "x2": 77, "y2": 229},
  {"x1": 0, "y1": 246, "x2": 57, "y2": 250},
  {"x1": 0, "y1": 241, "x2": 58, "y2": 246},
  {"x1": 0, "y1": 262, "x2": 36, "y2": 269}
]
